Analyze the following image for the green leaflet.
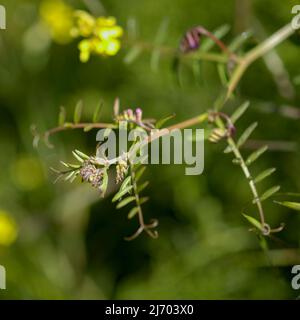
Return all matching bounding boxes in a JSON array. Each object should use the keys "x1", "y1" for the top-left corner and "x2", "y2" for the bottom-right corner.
[
  {"x1": 74, "y1": 100, "x2": 83, "y2": 124},
  {"x1": 112, "y1": 186, "x2": 133, "y2": 202},
  {"x1": 139, "y1": 197, "x2": 149, "y2": 205},
  {"x1": 64, "y1": 122, "x2": 73, "y2": 128},
  {"x1": 217, "y1": 63, "x2": 228, "y2": 86},
  {"x1": 151, "y1": 18, "x2": 169, "y2": 71},
  {"x1": 258, "y1": 235, "x2": 269, "y2": 252},
  {"x1": 245, "y1": 145, "x2": 268, "y2": 166},
  {"x1": 243, "y1": 213, "x2": 263, "y2": 230},
  {"x1": 84, "y1": 125, "x2": 94, "y2": 132},
  {"x1": 237, "y1": 122, "x2": 257, "y2": 148},
  {"x1": 72, "y1": 151, "x2": 84, "y2": 163},
  {"x1": 126, "y1": 17, "x2": 138, "y2": 41},
  {"x1": 58, "y1": 106, "x2": 66, "y2": 126},
  {"x1": 224, "y1": 145, "x2": 232, "y2": 154},
  {"x1": 228, "y1": 30, "x2": 253, "y2": 52},
  {"x1": 120, "y1": 176, "x2": 132, "y2": 191},
  {"x1": 93, "y1": 100, "x2": 103, "y2": 123},
  {"x1": 128, "y1": 207, "x2": 139, "y2": 219},
  {"x1": 124, "y1": 46, "x2": 143, "y2": 64},
  {"x1": 74, "y1": 150, "x2": 89, "y2": 160},
  {"x1": 69, "y1": 173, "x2": 78, "y2": 183},
  {"x1": 135, "y1": 167, "x2": 146, "y2": 182},
  {"x1": 254, "y1": 168, "x2": 276, "y2": 184},
  {"x1": 64, "y1": 171, "x2": 76, "y2": 181},
  {"x1": 137, "y1": 181, "x2": 149, "y2": 193},
  {"x1": 116, "y1": 196, "x2": 136, "y2": 209},
  {"x1": 276, "y1": 192, "x2": 300, "y2": 197},
  {"x1": 230, "y1": 101, "x2": 250, "y2": 124},
  {"x1": 274, "y1": 201, "x2": 300, "y2": 211},
  {"x1": 192, "y1": 60, "x2": 203, "y2": 86},
  {"x1": 156, "y1": 114, "x2": 176, "y2": 129},
  {"x1": 68, "y1": 163, "x2": 81, "y2": 169},
  {"x1": 60, "y1": 161, "x2": 70, "y2": 168},
  {"x1": 259, "y1": 185, "x2": 281, "y2": 202}
]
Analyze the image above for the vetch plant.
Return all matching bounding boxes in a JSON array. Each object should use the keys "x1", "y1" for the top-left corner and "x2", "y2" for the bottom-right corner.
[{"x1": 32, "y1": 2, "x2": 300, "y2": 243}]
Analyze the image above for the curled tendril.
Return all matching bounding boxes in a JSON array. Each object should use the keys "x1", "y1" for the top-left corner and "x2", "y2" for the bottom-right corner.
[
  {"x1": 180, "y1": 25, "x2": 238, "y2": 65},
  {"x1": 249, "y1": 222, "x2": 285, "y2": 236},
  {"x1": 125, "y1": 218, "x2": 159, "y2": 241}
]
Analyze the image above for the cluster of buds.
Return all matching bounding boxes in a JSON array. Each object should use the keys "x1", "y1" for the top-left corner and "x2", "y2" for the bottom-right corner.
[
  {"x1": 71, "y1": 11, "x2": 123, "y2": 62},
  {"x1": 116, "y1": 158, "x2": 129, "y2": 184},
  {"x1": 180, "y1": 26, "x2": 203, "y2": 53},
  {"x1": 40, "y1": 1, "x2": 123, "y2": 62},
  {"x1": 115, "y1": 108, "x2": 143, "y2": 123},
  {"x1": 80, "y1": 160, "x2": 104, "y2": 191}
]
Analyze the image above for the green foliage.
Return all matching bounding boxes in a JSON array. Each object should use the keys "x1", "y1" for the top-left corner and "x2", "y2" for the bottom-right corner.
[
  {"x1": 254, "y1": 168, "x2": 277, "y2": 184},
  {"x1": 74, "y1": 100, "x2": 83, "y2": 124},
  {"x1": 243, "y1": 213, "x2": 263, "y2": 230},
  {"x1": 237, "y1": 122, "x2": 258, "y2": 148},
  {"x1": 274, "y1": 201, "x2": 300, "y2": 211},
  {"x1": 259, "y1": 185, "x2": 281, "y2": 202},
  {"x1": 246, "y1": 145, "x2": 268, "y2": 166},
  {"x1": 230, "y1": 101, "x2": 250, "y2": 124}
]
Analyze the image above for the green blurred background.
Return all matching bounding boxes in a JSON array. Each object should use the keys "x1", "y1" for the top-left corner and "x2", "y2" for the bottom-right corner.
[{"x1": 0, "y1": 0, "x2": 300, "y2": 299}]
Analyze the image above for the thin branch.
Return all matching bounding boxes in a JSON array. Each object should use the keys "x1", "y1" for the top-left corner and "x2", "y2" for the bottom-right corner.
[
  {"x1": 226, "y1": 23, "x2": 295, "y2": 99},
  {"x1": 227, "y1": 136, "x2": 266, "y2": 227},
  {"x1": 124, "y1": 165, "x2": 158, "y2": 241}
]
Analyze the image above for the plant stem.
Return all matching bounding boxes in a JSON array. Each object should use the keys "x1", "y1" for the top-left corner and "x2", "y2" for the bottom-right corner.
[
  {"x1": 226, "y1": 23, "x2": 295, "y2": 99},
  {"x1": 125, "y1": 40, "x2": 230, "y2": 64},
  {"x1": 124, "y1": 166, "x2": 158, "y2": 241},
  {"x1": 46, "y1": 122, "x2": 116, "y2": 136},
  {"x1": 227, "y1": 137, "x2": 265, "y2": 226}
]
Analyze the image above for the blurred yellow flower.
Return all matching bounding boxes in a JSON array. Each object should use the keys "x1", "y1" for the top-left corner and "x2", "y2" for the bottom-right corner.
[
  {"x1": 73, "y1": 11, "x2": 123, "y2": 62},
  {"x1": 11, "y1": 156, "x2": 45, "y2": 191},
  {"x1": 0, "y1": 211, "x2": 18, "y2": 246},
  {"x1": 39, "y1": 1, "x2": 123, "y2": 62},
  {"x1": 71, "y1": 10, "x2": 95, "y2": 38},
  {"x1": 40, "y1": 0, "x2": 74, "y2": 44}
]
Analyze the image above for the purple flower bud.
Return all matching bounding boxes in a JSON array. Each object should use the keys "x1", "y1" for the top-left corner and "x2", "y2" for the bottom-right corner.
[
  {"x1": 127, "y1": 108, "x2": 134, "y2": 119},
  {"x1": 180, "y1": 28, "x2": 201, "y2": 53},
  {"x1": 135, "y1": 108, "x2": 143, "y2": 122}
]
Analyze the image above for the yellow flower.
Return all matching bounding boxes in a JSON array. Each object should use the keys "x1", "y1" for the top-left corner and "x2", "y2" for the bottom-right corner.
[
  {"x1": 103, "y1": 39, "x2": 121, "y2": 56},
  {"x1": 96, "y1": 16, "x2": 117, "y2": 27},
  {"x1": 71, "y1": 10, "x2": 96, "y2": 38},
  {"x1": 0, "y1": 211, "x2": 18, "y2": 246},
  {"x1": 40, "y1": 0, "x2": 74, "y2": 44},
  {"x1": 78, "y1": 39, "x2": 93, "y2": 63},
  {"x1": 40, "y1": 2, "x2": 123, "y2": 62},
  {"x1": 76, "y1": 14, "x2": 123, "y2": 62}
]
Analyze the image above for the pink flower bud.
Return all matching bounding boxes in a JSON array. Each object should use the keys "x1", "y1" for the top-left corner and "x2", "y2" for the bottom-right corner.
[
  {"x1": 127, "y1": 108, "x2": 134, "y2": 119},
  {"x1": 135, "y1": 108, "x2": 142, "y2": 122}
]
